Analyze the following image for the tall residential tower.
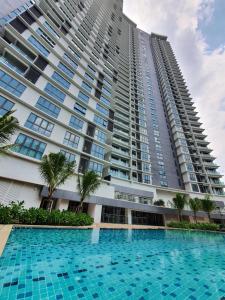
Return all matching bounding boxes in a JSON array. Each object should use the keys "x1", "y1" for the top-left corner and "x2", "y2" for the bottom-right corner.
[{"x1": 0, "y1": 0, "x2": 224, "y2": 225}]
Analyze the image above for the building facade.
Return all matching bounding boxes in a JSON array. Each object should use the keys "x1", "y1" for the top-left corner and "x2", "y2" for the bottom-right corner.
[{"x1": 0, "y1": 0, "x2": 224, "y2": 225}]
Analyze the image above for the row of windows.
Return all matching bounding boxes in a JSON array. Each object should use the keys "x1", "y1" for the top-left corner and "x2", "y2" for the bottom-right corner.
[
  {"x1": 0, "y1": 70, "x2": 26, "y2": 97},
  {"x1": 25, "y1": 113, "x2": 54, "y2": 137},
  {"x1": 58, "y1": 62, "x2": 75, "y2": 79},
  {"x1": 28, "y1": 36, "x2": 50, "y2": 57}
]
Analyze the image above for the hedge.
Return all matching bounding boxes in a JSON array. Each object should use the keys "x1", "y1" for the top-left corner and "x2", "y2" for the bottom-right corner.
[
  {"x1": 167, "y1": 221, "x2": 219, "y2": 231},
  {"x1": 0, "y1": 202, "x2": 93, "y2": 226}
]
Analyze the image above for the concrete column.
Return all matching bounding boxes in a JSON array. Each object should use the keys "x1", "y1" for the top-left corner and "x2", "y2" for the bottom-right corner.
[
  {"x1": 88, "y1": 203, "x2": 102, "y2": 223},
  {"x1": 126, "y1": 208, "x2": 132, "y2": 225}
]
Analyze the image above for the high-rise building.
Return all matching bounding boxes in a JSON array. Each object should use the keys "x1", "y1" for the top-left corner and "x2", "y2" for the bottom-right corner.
[{"x1": 0, "y1": 0, "x2": 224, "y2": 225}]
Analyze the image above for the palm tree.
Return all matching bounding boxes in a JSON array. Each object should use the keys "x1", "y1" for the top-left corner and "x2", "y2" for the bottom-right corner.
[
  {"x1": 171, "y1": 193, "x2": 187, "y2": 222},
  {"x1": 201, "y1": 195, "x2": 216, "y2": 222},
  {"x1": 0, "y1": 110, "x2": 19, "y2": 153},
  {"x1": 189, "y1": 197, "x2": 202, "y2": 223},
  {"x1": 76, "y1": 171, "x2": 101, "y2": 212},
  {"x1": 40, "y1": 152, "x2": 75, "y2": 210}
]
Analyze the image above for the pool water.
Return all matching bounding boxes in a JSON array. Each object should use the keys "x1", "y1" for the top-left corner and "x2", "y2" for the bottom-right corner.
[{"x1": 1, "y1": 229, "x2": 225, "y2": 300}]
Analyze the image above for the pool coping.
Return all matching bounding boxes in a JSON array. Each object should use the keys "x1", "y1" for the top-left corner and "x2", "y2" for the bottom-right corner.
[{"x1": 0, "y1": 224, "x2": 13, "y2": 256}]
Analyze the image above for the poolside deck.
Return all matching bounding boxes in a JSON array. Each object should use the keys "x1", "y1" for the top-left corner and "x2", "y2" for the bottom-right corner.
[{"x1": 0, "y1": 225, "x2": 13, "y2": 256}]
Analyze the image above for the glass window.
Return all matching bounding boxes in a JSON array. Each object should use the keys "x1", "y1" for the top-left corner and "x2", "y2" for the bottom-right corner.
[
  {"x1": 94, "y1": 114, "x2": 108, "y2": 128},
  {"x1": 78, "y1": 91, "x2": 89, "y2": 103},
  {"x1": 28, "y1": 36, "x2": 50, "y2": 57},
  {"x1": 1, "y1": 53, "x2": 27, "y2": 74},
  {"x1": 63, "y1": 53, "x2": 78, "y2": 69},
  {"x1": 96, "y1": 103, "x2": 109, "y2": 116},
  {"x1": 36, "y1": 96, "x2": 60, "y2": 118},
  {"x1": 143, "y1": 174, "x2": 151, "y2": 184},
  {"x1": 0, "y1": 70, "x2": 26, "y2": 97},
  {"x1": 81, "y1": 81, "x2": 92, "y2": 93},
  {"x1": 102, "y1": 86, "x2": 111, "y2": 97},
  {"x1": 95, "y1": 129, "x2": 106, "y2": 143},
  {"x1": 63, "y1": 131, "x2": 80, "y2": 148},
  {"x1": 25, "y1": 113, "x2": 54, "y2": 137},
  {"x1": 36, "y1": 28, "x2": 55, "y2": 47},
  {"x1": 74, "y1": 103, "x2": 86, "y2": 115},
  {"x1": 52, "y1": 72, "x2": 70, "y2": 89},
  {"x1": 103, "y1": 78, "x2": 112, "y2": 88},
  {"x1": 88, "y1": 161, "x2": 103, "y2": 175},
  {"x1": 68, "y1": 46, "x2": 81, "y2": 60},
  {"x1": 58, "y1": 62, "x2": 74, "y2": 78},
  {"x1": 100, "y1": 95, "x2": 110, "y2": 106},
  {"x1": 91, "y1": 143, "x2": 105, "y2": 159},
  {"x1": 60, "y1": 150, "x2": 76, "y2": 162},
  {"x1": 87, "y1": 65, "x2": 96, "y2": 74},
  {"x1": 84, "y1": 72, "x2": 94, "y2": 82},
  {"x1": 44, "y1": 83, "x2": 65, "y2": 103},
  {"x1": 13, "y1": 133, "x2": 46, "y2": 159},
  {"x1": 44, "y1": 21, "x2": 59, "y2": 38},
  {"x1": 0, "y1": 95, "x2": 14, "y2": 115},
  {"x1": 69, "y1": 115, "x2": 84, "y2": 130}
]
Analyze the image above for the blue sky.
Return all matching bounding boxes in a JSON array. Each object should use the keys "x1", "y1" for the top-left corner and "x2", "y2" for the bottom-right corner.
[
  {"x1": 198, "y1": 0, "x2": 225, "y2": 52},
  {"x1": 124, "y1": 0, "x2": 225, "y2": 178}
]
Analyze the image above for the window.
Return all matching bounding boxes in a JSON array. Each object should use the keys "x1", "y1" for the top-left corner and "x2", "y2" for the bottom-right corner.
[
  {"x1": 102, "y1": 86, "x2": 111, "y2": 97},
  {"x1": 95, "y1": 129, "x2": 106, "y2": 143},
  {"x1": 81, "y1": 81, "x2": 92, "y2": 93},
  {"x1": 25, "y1": 113, "x2": 54, "y2": 137},
  {"x1": 1, "y1": 53, "x2": 27, "y2": 74},
  {"x1": 63, "y1": 53, "x2": 78, "y2": 69},
  {"x1": 87, "y1": 64, "x2": 96, "y2": 74},
  {"x1": 68, "y1": 46, "x2": 81, "y2": 60},
  {"x1": 78, "y1": 91, "x2": 89, "y2": 103},
  {"x1": 103, "y1": 78, "x2": 112, "y2": 88},
  {"x1": 63, "y1": 131, "x2": 80, "y2": 148},
  {"x1": 74, "y1": 103, "x2": 86, "y2": 115},
  {"x1": 91, "y1": 143, "x2": 105, "y2": 159},
  {"x1": 58, "y1": 62, "x2": 74, "y2": 78},
  {"x1": 44, "y1": 21, "x2": 59, "y2": 38},
  {"x1": 44, "y1": 83, "x2": 65, "y2": 103},
  {"x1": 96, "y1": 103, "x2": 108, "y2": 116},
  {"x1": 143, "y1": 163, "x2": 150, "y2": 173},
  {"x1": 0, "y1": 70, "x2": 26, "y2": 97},
  {"x1": 69, "y1": 115, "x2": 84, "y2": 130},
  {"x1": 13, "y1": 133, "x2": 46, "y2": 159},
  {"x1": 94, "y1": 115, "x2": 107, "y2": 128},
  {"x1": 60, "y1": 150, "x2": 76, "y2": 162},
  {"x1": 36, "y1": 28, "x2": 55, "y2": 47},
  {"x1": 0, "y1": 95, "x2": 14, "y2": 115},
  {"x1": 143, "y1": 174, "x2": 151, "y2": 184},
  {"x1": 100, "y1": 95, "x2": 110, "y2": 106},
  {"x1": 52, "y1": 72, "x2": 70, "y2": 89},
  {"x1": 84, "y1": 72, "x2": 94, "y2": 82},
  {"x1": 28, "y1": 36, "x2": 50, "y2": 57},
  {"x1": 36, "y1": 96, "x2": 60, "y2": 118},
  {"x1": 88, "y1": 161, "x2": 103, "y2": 175}
]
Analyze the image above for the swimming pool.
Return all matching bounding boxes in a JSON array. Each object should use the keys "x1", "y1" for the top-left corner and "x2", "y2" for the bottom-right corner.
[{"x1": 0, "y1": 228, "x2": 225, "y2": 299}]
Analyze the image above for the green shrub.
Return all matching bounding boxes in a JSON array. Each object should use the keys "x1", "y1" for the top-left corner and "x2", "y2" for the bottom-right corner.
[
  {"x1": 0, "y1": 204, "x2": 12, "y2": 224},
  {"x1": 167, "y1": 221, "x2": 219, "y2": 231},
  {"x1": 0, "y1": 202, "x2": 93, "y2": 226}
]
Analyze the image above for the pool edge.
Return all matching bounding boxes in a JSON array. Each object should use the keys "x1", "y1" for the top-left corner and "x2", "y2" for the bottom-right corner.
[{"x1": 0, "y1": 224, "x2": 13, "y2": 256}]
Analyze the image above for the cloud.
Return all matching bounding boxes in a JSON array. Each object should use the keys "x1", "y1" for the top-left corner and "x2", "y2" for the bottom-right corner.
[{"x1": 123, "y1": 0, "x2": 225, "y2": 178}]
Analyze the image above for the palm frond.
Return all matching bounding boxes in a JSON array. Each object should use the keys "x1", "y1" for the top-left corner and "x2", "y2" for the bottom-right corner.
[
  {"x1": 40, "y1": 152, "x2": 76, "y2": 199},
  {"x1": 0, "y1": 110, "x2": 19, "y2": 145}
]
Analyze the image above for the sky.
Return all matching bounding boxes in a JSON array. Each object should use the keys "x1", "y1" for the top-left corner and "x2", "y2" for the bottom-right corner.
[{"x1": 123, "y1": 0, "x2": 225, "y2": 178}]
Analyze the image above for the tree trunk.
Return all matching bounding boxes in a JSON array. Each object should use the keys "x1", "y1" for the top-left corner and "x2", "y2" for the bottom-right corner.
[
  {"x1": 76, "y1": 198, "x2": 84, "y2": 213},
  {"x1": 194, "y1": 211, "x2": 197, "y2": 224},
  {"x1": 208, "y1": 212, "x2": 211, "y2": 223},
  {"x1": 178, "y1": 210, "x2": 182, "y2": 222}
]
